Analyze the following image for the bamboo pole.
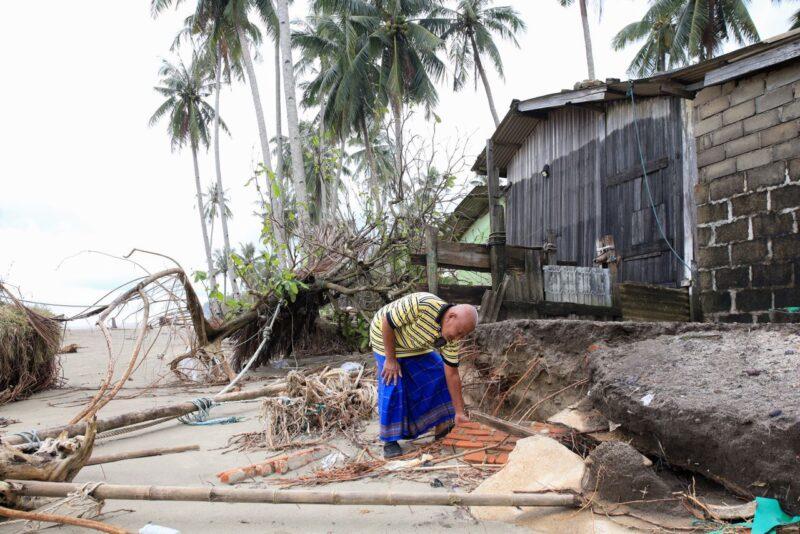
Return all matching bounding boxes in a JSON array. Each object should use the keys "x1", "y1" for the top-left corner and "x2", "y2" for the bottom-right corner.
[
  {"x1": 2, "y1": 381, "x2": 287, "y2": 446},
  {"x1": 86, "y1": 445, "x2": 200, "y2": 466},
  {"x1": 0, "y1": 505, "x2": 129, "y2": 534},
  {"x1": 8, "y1": 480, "x2": 581, "y2": 508}
]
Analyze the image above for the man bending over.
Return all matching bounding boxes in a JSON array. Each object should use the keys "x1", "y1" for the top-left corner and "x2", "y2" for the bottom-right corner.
[{"x1": 369, "y1": 292, "x2": 478, "y2": 458}]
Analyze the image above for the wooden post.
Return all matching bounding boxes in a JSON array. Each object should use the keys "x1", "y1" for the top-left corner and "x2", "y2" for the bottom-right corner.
[
  {"x1": 486, "y1": 139, "x2": 506, "y2": 290},
  {"x1": 545, "y1": 230, "x2": 557, "y2": 265},
  {"x1": 525, "y1": 249, "x2": 544, "y2": 302},
  {"x1": 595, "y1": 235, "x2": 621, "y2": 313},
  {"x1": 425, "y1": 226, "x2": 438, "y2": 295}
]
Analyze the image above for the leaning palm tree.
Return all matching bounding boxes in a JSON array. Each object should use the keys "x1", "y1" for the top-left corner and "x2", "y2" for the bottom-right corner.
[
  {"x1": 558, "y1": 0, "x2": 602, "y2": 80},
  {"x1": 148, "y1": 56, "x2": 228, "y2": 318},
  {"x1": 612, "y1": 2, "x2": 686, "y2": 76},
  {"x1": 432, "y1": 0, "x2": 526, "y2": 127}
]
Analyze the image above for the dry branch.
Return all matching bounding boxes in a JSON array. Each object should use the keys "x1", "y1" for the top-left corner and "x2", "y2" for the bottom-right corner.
[
  {"x1": 0, "y1": 505, "x2": 129, "y2": 534},
  {"x1": 86, "y1": 445, "x2": 199, "y2": 466}
]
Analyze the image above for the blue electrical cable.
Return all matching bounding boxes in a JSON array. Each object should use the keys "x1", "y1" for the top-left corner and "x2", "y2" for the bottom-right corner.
[{"x1": 627, "y1": 81, "x2": 694, "y2": 275}]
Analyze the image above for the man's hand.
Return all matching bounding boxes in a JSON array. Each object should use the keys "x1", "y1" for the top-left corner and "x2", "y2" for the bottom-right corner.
[
  {"x1": 455, "y1": 412, "x2": 470, "y2": 426},
  {"x1": 381, "y1": 357, "x2": 402, "y2": 386}
]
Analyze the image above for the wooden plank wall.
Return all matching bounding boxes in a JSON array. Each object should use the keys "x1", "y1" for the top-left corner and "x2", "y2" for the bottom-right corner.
[
  {"x1": 506, "y1": 107, "x2": 604, "y2": 267},
  {"x1": 503, "y1": 96, "x2": 687, "y2": 288},
  {"x1": 619, "y1": 283, "x2": 690, "y2": 322}
]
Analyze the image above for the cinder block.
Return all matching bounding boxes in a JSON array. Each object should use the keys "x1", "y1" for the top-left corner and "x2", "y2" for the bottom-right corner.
[
  {"x1": 709, "y1": 173, "x2": 745, "y2": 201},
  {"x1": 715, "y1": 218, "x2": 750, "y2": 244},
  {"x1": 704, "y1": 159, "x2": 738, "y2": 182},
  {"x1": 743, "y1": 109, "x2": 781, "y2": 134},
  {"x1": 725, "y1": 133, "x2": 761, "y2": 158},
  {"x1": 775, "y1": 138, "x2": 800, "y2": 162},
  {"x1": 723, "y1": 100, "x2": 756, "y2": 125},
  {"x1": 694, "y1": 85, "x2": 723, "y2": 107},
  {"x1": 698, "y1": 245, "x2": 730, "y2": 268},
  {"x1": 698, "y1": 144, "x2": 726, "y2": 167},
  {"x1": 761, "y1": 120, "x2": 800, "y2": 147},
  {"x1": 698, "y1": 201, "x2": 729, "y2": 224},
  {"x1": 695, "y1": 182, "x2": 710, "y2": 204},
  {"x1": 731, "y1": 240, "x2": 768, "y2": 265},
  {"x1": 715, "y1": 267, "x2": 750, "y2": 289},
  {"x1": 756, "y1": 85, "x2": 794, "y2": 113},
  {"x1": 698, "y1": 226, "x2": 714, "y2": 247},
  {"x1": 736, "y1": 288, "x2": 773, "y2": 312},
  {"x1": 780, "y1": 100, "x2": 800, "y2": 121},
  {"x1": 753, "y1": 262, "x2": 793, "y2": 287},
  {"x1": 766, "y1": 63, "x2": 800, "y2": 91},
  {"x1": 747, "y1": 162, "x2": 786, "y2": 190},
  {"x1": 731, "y1": 191, "x2": 768, "y2": 217},
  {"x1": 699, "y1": 95, "x2": 731, "y2": 120},
  {"x1": 736, "y1": 147, "x2": 774, "y2": 172},
  {"x1": 699, "y1": 270, "x2": 714, "y2": 291},
  {"x1": 730, "y1": 75, "x2": 766, "y2": 106},
  {"x1": 696, "y1": 113, "x2": 723, "y2": 137},
  {"x1": 772, "y1": 184, "x2": 800, "y2": 211},
  {"x1": 753, "y1": 212, "x2": 794, "y2": 238},
  {"x1": 711, "y1": 121, "x2": 744, "y2": 146},
  {"x1": 774, "y1": 287, "x2": 800, "y2": 308},
  {"x1": 772, "y1": 234, "x2": 800, "y2": 261},
  {"x1": 701, "y1": 291, "x2": 732, "y2": 313}
]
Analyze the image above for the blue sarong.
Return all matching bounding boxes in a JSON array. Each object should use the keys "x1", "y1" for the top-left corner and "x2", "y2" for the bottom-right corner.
[{"x1": 375, "y1": 351, "x2": 455, "y2": 442}]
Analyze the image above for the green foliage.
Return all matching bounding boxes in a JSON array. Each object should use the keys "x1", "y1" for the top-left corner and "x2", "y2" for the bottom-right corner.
[{"x1": 335, "y1": 310, "x2": 371, "y2": 351}]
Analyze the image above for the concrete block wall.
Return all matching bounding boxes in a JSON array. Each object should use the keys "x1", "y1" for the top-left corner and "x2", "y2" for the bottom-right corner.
[{"x1": 694, "y1": 61, "x2": 800, "y2": 323}]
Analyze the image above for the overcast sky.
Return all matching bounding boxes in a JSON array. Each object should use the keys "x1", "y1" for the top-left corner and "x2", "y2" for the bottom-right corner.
[{"x1": 1, "y1": 0, "x2": 796, "y2": 318}]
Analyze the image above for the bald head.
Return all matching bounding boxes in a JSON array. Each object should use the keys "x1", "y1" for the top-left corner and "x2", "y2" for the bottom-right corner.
[{"x1": 441, "y1": 304, "x2": 479, "y2": 342}]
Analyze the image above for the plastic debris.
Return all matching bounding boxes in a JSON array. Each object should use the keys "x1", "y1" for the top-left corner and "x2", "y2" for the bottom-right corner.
[
  {"x1": 321, "y1": 451, "x2": 345, "y2": 470},
  {"x1": 640, "y1": 392, "x2": 654, "y2": 406},
  {"x1": 140, "y1": 524, "x2": 180, "y2": 534},
  {"x1": 340, "y1": 362, "x2": 363, "y2": 373}
]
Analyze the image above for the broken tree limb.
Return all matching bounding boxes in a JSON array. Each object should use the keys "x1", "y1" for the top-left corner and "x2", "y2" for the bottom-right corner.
[
  {"x1": 2, "y1": 381, "x2": 287, "y2": 447},
  {"x1": 0, "y1": 505, "x2": 129, "y2": 534},
  {"x1": 7, "y1": 480, "x2": 582, "y2": 507},
  {"x1": 85, "y1": 445, "x2": 199, "y2": 466}
]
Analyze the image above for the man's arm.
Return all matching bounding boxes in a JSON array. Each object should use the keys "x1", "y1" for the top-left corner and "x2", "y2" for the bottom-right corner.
[
  {"x1": 444, "y1": 365, "x2": 469, "y2": 425},
  {"x1": 381, "y1": 314, "x2": 402, "y2": 385}
]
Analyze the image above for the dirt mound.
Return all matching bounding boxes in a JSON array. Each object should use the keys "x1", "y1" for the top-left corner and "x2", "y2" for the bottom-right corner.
[
  {"x1": 589, "y1": 324, "x2": 800, "y2": 513},
  {"x1": 468, "y1": 320, "x2": 715, "y2": 419},
  {"x1": 583, "y1": 441, "x2": 678, "y2": 513}
]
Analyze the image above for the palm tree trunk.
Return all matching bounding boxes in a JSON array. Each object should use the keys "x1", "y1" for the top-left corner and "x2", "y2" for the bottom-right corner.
[
  {"x1": 578, "y1": 0, "x2": 596, "y2": 80},
  {"x1": 391, "y1": 95, "x2": 404, "y2": 202},
  {"x1": 213, "y1": 48, "x2": 241, "y2": 299},
  {"x1": 275, "y1": 42, "x2": 284, "y2": 195},
  {"x1": 469, "y1": 32, "x2": 501, "y2": 127},
  {"x1": 276, "y1": 0, "x2": 309, "y2": 224},
  {"x1": 192, "y1": 144, "x2": 222, "y2": 320},
  {"x1": 360, "y1": 116, "x2": 382, "y2": 214}
]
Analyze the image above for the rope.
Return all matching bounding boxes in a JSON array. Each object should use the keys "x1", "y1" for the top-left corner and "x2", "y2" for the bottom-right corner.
[
  {"x1": 95, "y1": 417, "x2": 176, "y2": 441},
  {"x1": 627, "y1": 81, "x2": 694, "y2": 275},
  {"x1": 11, "y1": 430, "x2": 41, "y2": 448},
  {"x1": 177, "y1": 398, "x2": 215, "y2": 424}
]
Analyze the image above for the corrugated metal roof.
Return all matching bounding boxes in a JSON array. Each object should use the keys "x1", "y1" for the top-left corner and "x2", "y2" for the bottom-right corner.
[
  {"x1": 441, "y1": 185, "x2": 509, "y2": 240},
  {"x1": 472, "y1": 28, "x2": 800, "y2": 175}
]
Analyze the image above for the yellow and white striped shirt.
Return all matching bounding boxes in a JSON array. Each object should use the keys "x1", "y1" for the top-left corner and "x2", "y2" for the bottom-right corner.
[{"x1": 369, "y1": 292, "x2": 460, "y2": 366}]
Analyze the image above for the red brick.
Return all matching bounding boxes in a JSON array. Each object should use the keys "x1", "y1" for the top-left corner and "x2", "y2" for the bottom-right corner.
[{"x1": 494, "y1": 453, "x2": 510, "y2": 464}]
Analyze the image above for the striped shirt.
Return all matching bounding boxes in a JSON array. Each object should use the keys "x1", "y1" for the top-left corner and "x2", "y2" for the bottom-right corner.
[{"x1": 369, "y1": 292, "x2": 460, "y2": 367}]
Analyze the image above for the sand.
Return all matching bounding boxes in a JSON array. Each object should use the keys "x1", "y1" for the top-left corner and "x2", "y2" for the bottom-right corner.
[{"x1": 0, "y1": 328, "x2": 525, "y2": 533}]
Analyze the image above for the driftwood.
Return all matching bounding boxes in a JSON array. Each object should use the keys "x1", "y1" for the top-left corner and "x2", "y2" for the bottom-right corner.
[
  {"x1": 6, "y1": 480, "x2": 582, "y2": 507},
  {"x1": 86, "y1": 445, "x2": 199, "y2": 466},
  {"x1": 0, "y1": 421, "x2": 96, "y2": 483},
  {"x1": 57, "y1": 343, "x2": 80, "y2": 354},
  {"x1": 2, "y1": 381, "x2": 287, "y2": 447},
  {"x1": 0, "y1": 505, "x2": 128, "y2": 534}
]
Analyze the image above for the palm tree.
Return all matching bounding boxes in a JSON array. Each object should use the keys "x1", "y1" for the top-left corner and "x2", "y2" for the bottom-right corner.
[
  {"x1": 295, "y1": 10, "x2": 384, "y2": 213},
  {"x1": 614, "y1": 0, "x2": 759, "y2": 70},
  {"x1": 433, "y1": 0, "x2": 526, "y2": 127},
  {"x1": 148, "y1": 56, "x2": 227, "y2": 318},
  {"x1": 276, "y1": 0, "x2": 310, "y2": 223},
  {"x1": 558, "y1": 0, "x2": 602, "y2": 80},
  {"x1": 612, "y1": 3, "x2": 686, "y2": 76},
  {"x1": 314, "y1": 0, "x2": 445, "y2": 200}
]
